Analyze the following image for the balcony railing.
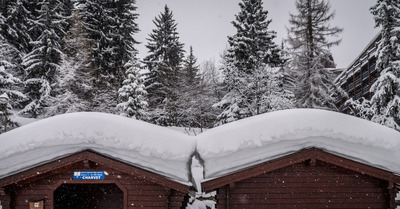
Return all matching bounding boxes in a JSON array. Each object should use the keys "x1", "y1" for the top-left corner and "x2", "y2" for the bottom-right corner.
[
  {"x1": 362, "y1": 71, "x2": 369, "y2": 81},
  {"x1": 369, "y1": 47, "x2": 377, "y2": 56},
  {"x1": 355, "y1": 79, "x2": 361, "y2": 87},
  {"x1": 356, "y1": 92, "x2": 362, "y2": 100},
  {"x1": 363, "y1": 87, "x2": 370, "y2": 95},
  {"x1": 348, "y1": 83, "x2": 354, "y2": 91},
  {"x1": 371, "y1": 77, "x2": 378, "y2": 85},
  {"x1": 362, "y1": 57, "x2": 368, "y2": 65},
  {"x1": 370, "y1": 64, "x2": 377, "y2": 72}
]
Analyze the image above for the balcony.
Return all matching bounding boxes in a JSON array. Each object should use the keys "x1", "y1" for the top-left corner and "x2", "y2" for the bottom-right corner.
[
  {"x1": 370, "y1": 64, "x2": 377, "y2": 73},
  {"x1": 355, "y1": 79, "x2": 361, "y2": 87},
  {"x1": 348, "y1": 83, "x2": 354, "y2": 91},
  {"x1": 369, "y1": 47, "x2": 377, "y2": 57},
  {"x1": 363, "y1": 87, "x2": 370, "y2": 95},
  {"x1": 362, "y1": 71, "x2": 369, "y2": 81},
  {"x1": 362, "y1": 57, "x2": 368, "y2": 65},
  {"x1": 371, "y1": 77, "x2": 378, "y2": 85},
  {"x1": 355, "y1": 92, "x2": 362, "y2": 100}
]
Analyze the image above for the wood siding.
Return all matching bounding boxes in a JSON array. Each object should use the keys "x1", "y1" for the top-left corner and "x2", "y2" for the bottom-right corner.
[
  {"x1": 0, "y1": 191, "x2": 11, "y2": 209},
  {"x1": 215, "y1": 161, "x2": 390, "y2": 209},
  {"x1": 2, "y1": 152, "x2": 188, "y2": 209}
]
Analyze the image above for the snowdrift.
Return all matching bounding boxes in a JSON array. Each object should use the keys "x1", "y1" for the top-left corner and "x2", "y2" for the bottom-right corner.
[
  {"x1": 0, "y1": 109, "x2": 399, "y2": 186},
  {"x1": 196, "y1": 109, "x2": 400, "y2": 180},
  {"x1": 0, "y1": 112, "x2": 196, "y2": 184}
]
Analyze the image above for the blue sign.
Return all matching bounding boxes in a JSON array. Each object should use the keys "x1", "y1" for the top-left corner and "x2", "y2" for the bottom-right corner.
[{"x1": 73, "y1": 171, "x2": 105, "y2": 180}]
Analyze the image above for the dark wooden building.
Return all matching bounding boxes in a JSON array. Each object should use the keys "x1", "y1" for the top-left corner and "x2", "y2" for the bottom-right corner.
[
  {"x1": 0, "y1": 112, "x2": 196, "y2": 209},
  {"x1": 202, "y1": 148, "x2": 400, "y2": 209},
  {"x1": 0, "y1": 150, "x2": 190, "y2": 209},
  {"x1": 198, "y1": 109, "x2": 400, "y2": 209}
]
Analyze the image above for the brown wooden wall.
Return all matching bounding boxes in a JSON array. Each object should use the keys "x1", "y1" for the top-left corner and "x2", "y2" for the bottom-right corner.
[
  {"x1": 3, "y1": 160, "x2": 187, "y2": 209},
  {"x1": 215, "y1": 161, "x2": 391, "y2": 209},
  {"x1": 0, "y1": 191, "x2": 10, "y2": 209}
]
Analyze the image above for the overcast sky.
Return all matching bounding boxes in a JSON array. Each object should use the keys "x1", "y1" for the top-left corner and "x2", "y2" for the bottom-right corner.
[{"x1": 135, "y1": 0, "x2": 380, "y2": 69}]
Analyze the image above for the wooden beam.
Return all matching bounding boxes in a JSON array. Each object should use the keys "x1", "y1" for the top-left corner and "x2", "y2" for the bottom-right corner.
[{"x1": 388, "y1": 182, "x2": 397, "y2": 209}]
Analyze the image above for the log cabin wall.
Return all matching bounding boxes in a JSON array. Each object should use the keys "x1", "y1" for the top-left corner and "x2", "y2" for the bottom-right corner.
[
  {"x1": 215, "y1": 161, "x2": 391, "y2": 209},
  {"x1": 1, "y1": 153, "x2": 188, "y2": 209}
]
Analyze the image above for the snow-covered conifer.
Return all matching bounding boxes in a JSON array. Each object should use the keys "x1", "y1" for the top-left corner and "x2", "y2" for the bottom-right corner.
[
  {"x1": 214, "y1": 0, "x2": 285, "y2": 125},
  {"x1": 345, "y1": 98, "x2": 374, "y2": 121},
  {"x1": 20, "y1": 0, "x2": 67, "y2": 118},
  {"x1": 1, "y1": 0, "x2": 33, "y2": 54},
  {"x1": 44, "y1": 7, "x2": 95, "y2": 117},
  {"x1": 0, "y1": 65, "x2": 26, "y2": 133},
  {"x1": 117, "y1": 56, "x2": 148, "y2": 120},
  {"x1": 369, "y1": 0, "x2": 400, "y2": 131},
  {"x1": 0, "y1": 0, "x2": 37, "y2": 79},
  {"x1": 143, "y1": 5, "x2": 185, "y2": 126},
  {"x1": 178, "y1": 47, "x2": 209, "y2": 127},
  {"x1": 78, "y1": 0, "x2": 139, "y2": 113},
  {"x1": 228, "y1": 0, "x2": 283, "y2": 72},
  {"x1": 287, "y1": 0, "x2": 343, "y2": 110}
]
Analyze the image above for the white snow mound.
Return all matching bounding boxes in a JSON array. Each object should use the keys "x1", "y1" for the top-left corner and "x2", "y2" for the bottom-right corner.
[
  {"x1": 196, "y1": 109, "x2": 400, "y2": 180},
  {"x1": 0, "y1": 112, "x2": 196, "y2": 184}
]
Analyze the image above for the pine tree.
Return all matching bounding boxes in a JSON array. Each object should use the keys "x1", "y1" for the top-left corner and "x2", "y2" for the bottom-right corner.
[
  {"x1": 215, "y1": 0, "x2": 285, "y2": 125},
  {"x1": 143, "y1": 5, "x2": 185, "y2": 126},
  {"x1": 0, "y1": 0, "x2": 36, "y2": 79},
  {"x1": 117, "y1": 56, "x2": 148, "y2": 120},
  {"x1": 178, "y1": 46, "x2": 204, "y2": 127},
  {"x1": 287, "y1": 0, "x2": 343, "y2": 110},
  {"x1": 1, "y1": 0, "x2": 33, "y2": 54},
  {"x1": 261, "y1": 67, "x2": 296, "y2": 112},
  {"x1": 369, "y1": 0, "x2": 400, "y2": 131},
  {"x1": 20, "y1": 0, "x2": 67, "y2": 118},
  {"x1": 228, "y1": 0, "x2": 283, "y2": 72},
  {"x1": 345, "y1": 98, "x2": 374, "y2": 121},
  {"x1": 44, "y1": 8, "x2": 94, "y2": 116},
  {"x1": 198, "y1": 59, "x2": 224, "y2": 128},
  {"x1": 0, "y1": 11, "x2": 27, "y2": 131},
  {"x1": 0, "y1": 65, "x2": 26, "y2": 133},
  {"x1": 78, "y1": 0, "x2": 139, "y2": 113}
]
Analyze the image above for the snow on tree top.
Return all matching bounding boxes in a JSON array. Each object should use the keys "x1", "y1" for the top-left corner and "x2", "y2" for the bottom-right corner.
[
  {"x1": 196, "y1": 109, "x2": 400, "y2": 180},
  {"x1": 0, "y1": 112, "x2": 196, "y2": 184}
]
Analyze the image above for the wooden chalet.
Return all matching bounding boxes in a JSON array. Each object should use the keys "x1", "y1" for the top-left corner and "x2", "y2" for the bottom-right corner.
[
  {"x1": 202, "y1": 148, "x2": 400, "y2": 209},
  {"x1": 197, "y1": 109, "x2": 400, "y2": 209},
  {"x1": 0, "y1": 112, "x2": 195, "y2": 209},
  {"x1": 0, "y1": 150, "x2": 190, "y2": 209}
]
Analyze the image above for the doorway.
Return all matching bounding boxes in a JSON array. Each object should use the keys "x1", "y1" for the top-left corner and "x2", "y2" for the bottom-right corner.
[{"x1": 54, "y1": 184, "x2": 123, "y2": 209}]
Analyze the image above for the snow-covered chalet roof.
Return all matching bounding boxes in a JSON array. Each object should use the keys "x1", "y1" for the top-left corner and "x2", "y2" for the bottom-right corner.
[
  {"x1": 1, "y1": 109, "x2": 399, "y2": 187},
  {"x1": 0, "y1": 112, "x2": 196, "y2": 185},
  {"x1": 196, "y1": 109, "x2": 400, "y2": 180}
]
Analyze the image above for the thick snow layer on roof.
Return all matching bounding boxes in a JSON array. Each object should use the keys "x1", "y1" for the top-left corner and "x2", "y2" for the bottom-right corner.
[
  {"x1": 0, "y1": 112, "x2": 196, "y2": 184},
  {"x1": 196, "y1": 109, "x2": 400, "y2": 180}
]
